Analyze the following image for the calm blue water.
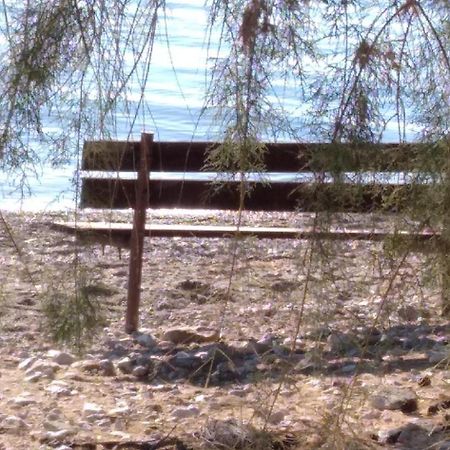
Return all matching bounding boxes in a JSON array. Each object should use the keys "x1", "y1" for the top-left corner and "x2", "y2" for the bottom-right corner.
[
  {"x1": 0, "y1": 0, "x2": 418, "y2": 211},
  {"x1": 1, "y1": 0, "x2": 216, "y2": 210}
]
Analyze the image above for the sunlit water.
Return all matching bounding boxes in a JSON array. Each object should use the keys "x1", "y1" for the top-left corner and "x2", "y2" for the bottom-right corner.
[{"x1": 0, "y1": 0, "x2": 419, "y2": 211}]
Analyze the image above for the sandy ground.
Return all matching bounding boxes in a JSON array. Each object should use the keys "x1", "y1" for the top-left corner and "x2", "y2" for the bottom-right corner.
[{"x1": 0, "y1": 210, "x2": 449, "y2": 449}]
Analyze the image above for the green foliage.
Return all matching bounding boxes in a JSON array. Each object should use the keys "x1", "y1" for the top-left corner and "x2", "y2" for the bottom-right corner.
[{"x1": 40, "y1": 265, "x2": 106, "y2": 352}]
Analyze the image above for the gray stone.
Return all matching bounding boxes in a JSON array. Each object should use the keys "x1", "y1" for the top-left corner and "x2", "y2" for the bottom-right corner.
[
  {"x1": 170, "y1": 351, "x2": 202, "y2": 369},
  {"x1": 370, "y1": 386, "x2": 418, "y2": 413},
  {"x1": 45, "y1": 381, "x2": 72, "y2": 396},
  {"x1": 162, "y1": 327, "x2": 219, "y2": 345},
  {"x1": 83, "y1": 402, "x2": 104, "y2": 415},
  {"x1": 378, "y1": 422, "x2": 433, "y2": 446},
  {"x1": 47, "y1": 350, "x2": 75, "y2": 366},
  {"x1": 327, "y1": 332, "x2": 358, "y2": 354},
  {"x1": 18, "y1": 356, "x2": 38, "y2": 371},
  {"x1": 117, "y1": 357, "x2": 133, "y2": 374},
  {"x1": 307, "y1": 326, "x2": 331, "y2": 340},
  {"x1": 271, "y1": 279, "x2": 297, "y2": 292},
  {"x1": 74, "y1": 359, "x2": 103, "y2": 374},
  {"x1": 171, "y1": 405, "x2": 200, "y2": 419},
  {"x1": 397, "y1": 305, "x2": 420, "y2": 322},
  {"x1": 43, "y1": 420, "x2": 72, "y2": 432},
  {"x1": 132, "y1": 365, "x2": 149, "y2": 378},
  {"x1": 42, "y1": 429, "x2": 76, "y2": 441},
  {"x1": 107, "y1": 405, "x2": 130, "y2": 416},
  {"x1": 8, "y1": 394, "x2": 37, "y2": 407},
  {"x1": 99, "y1": 359, "x2": 116, "y2": 376},
  {"x1": 25, "y1": 371, "x2": 53, "y2": 383},
  {"x1": 133, "y1": 331, "x2": 156, "y2": 348},
  {"x1": 0, "y1": 415, "x2": 29, "y2": 434},
  {"x1": 428, "y1": 349, "x2": 449, "y2": 364}
]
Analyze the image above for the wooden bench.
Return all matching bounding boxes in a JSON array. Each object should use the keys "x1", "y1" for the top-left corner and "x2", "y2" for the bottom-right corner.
[{"x1": 55, "y1": 132, "x2": 450, "y2": 332}]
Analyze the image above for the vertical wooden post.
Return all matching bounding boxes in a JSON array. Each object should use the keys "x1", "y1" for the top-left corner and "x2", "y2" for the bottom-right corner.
[
  {"x1": 125, "y1": 132, "x2": 152, "y2": 333},
  {"x1": 442, "y1": 141, "x2": 450, "y2": 317}
]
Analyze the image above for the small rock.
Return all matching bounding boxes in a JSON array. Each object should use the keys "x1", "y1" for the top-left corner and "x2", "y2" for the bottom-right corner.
[
  {"x1": 427, "y1": 398, "x2": 450, "y2": 415},
  {"x1": 340, "y1": 364, "x2": 357, "y2": 374},
  {"x1": 327, "y1": 332, "x2": 357, "y2": 354},
  {"x1": 271, "y1": 279, "x2": 297, "y2": 292},
  {"x1": 428, "y1": 349, "x2": 449, "y2": 364},
  {"x1": 75, "y1": 359, "x2": 103, "y2": 374},
  {"x1": 117, "y1": 357, "x2": 133, "y2": 374},
  {"x1": 397, "y1": 305, "x2": 420, "y2": 322},
  {"x1": 133, "y1": 331, "x2": 156, "y2": 348},
  {"x1": 371, "y1": 386, "x2": 418, "y2": 413},
  {"x1": 162, "y1": 327, "x2": 219, "y2": 345},
  {"x1": 8, "y1": 394, "x2": 37, "y2": 407},
  {"x1": 43, "y1": 420, "x2": 72, "y2": 432},
  {"x1": 25, "y1": 371, "x2": 52, "y2": 383},
  {"x1": 41, "y1": 429, "x2": 76, "y2": 441},
  {"x1": 170, "y1": 351, "x2": 202, "y2": 369},
  {"x1": 266, "y1": 409, "x2": 288, "y2": 425},
  {"x1": 132, "y1": 365, "x2": 149, "y2": 378},
  {"x1": 47, "y1": 350, "x2": 75, "y2": 366},
  {"x1": 83, "y1": 402, "x2": 104, "y2": 415},
  {"x1": 99, "y1": 359, "x2": 116, "y2": 376},
  {"x1": 27, "y1": 360, "x2": 60, "y2": 374},
  {"x1": 1, "y1": 415, "x2": 29, "y2": 434},
  {"x1": 108, "y1": 406, "x2": 130, "y2": 416},
  {"x1": 45, "y1": 381, "x2": 72, "y2": 396},
  {"x1": 361, "y1": 409, "x2": 381, "y2": 420},
  {"x1": 307, "y1": 326, "x2": 331, "y2": 340},
  {"x1": 18, "y1": 356, "x2": 38, "y2": 371},
  {"x1": 417, "y1": 375, "x2": 431, "y2": 387},
  {"x1": 171, "y1": 405, "x2": 200, "y2": 419}
]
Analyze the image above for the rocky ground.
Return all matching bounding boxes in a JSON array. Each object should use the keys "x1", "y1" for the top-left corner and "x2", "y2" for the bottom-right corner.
[{"x1": 0, "y1": 210, "x2": 449, "y2": 450}]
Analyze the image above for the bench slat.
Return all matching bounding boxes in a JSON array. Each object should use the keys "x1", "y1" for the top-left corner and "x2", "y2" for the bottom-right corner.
[
  {"x1": 82, "y1": 141, "x2": 439, "y2": 172},
  {"x1": 80, "y1": 178, "x2": 436, "y2": 212},
  {"x1": 53, "y1": 221, "x2": 439, "y2": 241}
]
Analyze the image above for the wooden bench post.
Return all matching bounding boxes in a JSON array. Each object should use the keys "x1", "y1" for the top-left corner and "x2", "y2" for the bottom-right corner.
[
  {"x1": 125, "y1": 132, "x2": 152, "y2": 333},
  {"x1": 441, "y1": 143, "x2": 450, "y2": 317}
]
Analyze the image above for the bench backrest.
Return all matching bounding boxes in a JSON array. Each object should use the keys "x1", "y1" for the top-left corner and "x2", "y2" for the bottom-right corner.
[{"x1": 80, "y1": 139, "x2": 443, "y2": 213}]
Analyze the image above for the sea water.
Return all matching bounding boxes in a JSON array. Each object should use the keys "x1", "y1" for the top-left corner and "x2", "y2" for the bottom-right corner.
[
  {"x1": 0, "y1": 0, "x2": 218, "y2": 211},
  {"x1": 0, "y1": 0, "x2": 419, "y2": 211}
]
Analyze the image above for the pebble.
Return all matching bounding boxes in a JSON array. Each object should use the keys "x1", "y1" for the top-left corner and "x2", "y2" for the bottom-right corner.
[
  {"x1": 133, "y1": 331, "x2": 157, "y2": 348},
  {"x1": 83, "y1": 402, "x2": 104, "y2": 415},
  {"x1": 171, "y1": 405, "x2": 200, "y2": 419},
  {"x1": 117, "y1": 357, "x2": 133, "y2": 374},
  {"x1": 18, "y1": 356, "x2": 38, "y2": 371},
  {"x1": 74, "y1": 359, "x2": 103, "y2": 374},
  {"x1": 162, "y1": 327, "x2": 219, "y2": 345},
  {"x1": 327, "y1": 332, "x2": 357, "y2": 354},
  {"x1": 45, "y1": 381, "x2": 72, "y2": 396},
  {"x1": 370, "y1": 386, "x2": 418, "y2": 413},
  {"x1": 99, "y1": 359, "x2": 116, "y2": 376},
  {"x1": 428, "y1": 350, "x2": 449, "y2": 364},
  {"x1": 25, "y1": 371, "x2": 53, "y2": 383},
  {"x1": 47, "y1": 350, "x2": 75, "y2": 366},
  {"x1": 170, "y1": 351, "x2": 202, "y2": 369},
  {"x1": 132, "y1": 365, "x2": 149, "y2": 378},
  {"x1": 41, "y1": 429, "x2": 75, "y2": 441},
  {"x1": 108, "y1": 406, "x2": 130, "y2": 416},
  {"x1": 8, "y1": 394, "x2": 37, "y2": 407},
  {"x1": 0, "y1": 415, "x2": 29, "y2": 433}
]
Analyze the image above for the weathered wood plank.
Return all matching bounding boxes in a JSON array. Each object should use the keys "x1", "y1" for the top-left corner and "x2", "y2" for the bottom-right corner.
[
  {"x1": 53, "y1": 221, "x2": 439, "y2": 241},
  {"x1": 80, "y1": 177, "x2": 438, "y2": 212},
  {"x1": 82, "y1": 141, "x2": 440, "y2": 172}
]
